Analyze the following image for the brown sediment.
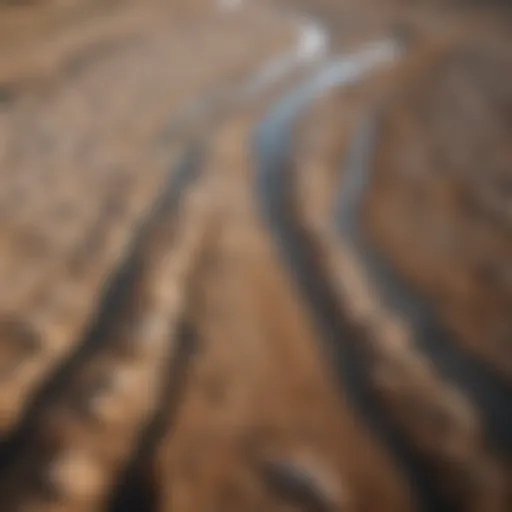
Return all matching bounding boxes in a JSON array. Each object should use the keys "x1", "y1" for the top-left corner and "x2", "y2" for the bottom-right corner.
[
  {"x1": 0, "y1": 144, "x2": 217, "y2": 511},
  {"x1": 366, "y1": 35, "x2": 512, "y2": 383},
  {"x1": 0, "y1": 0, "x2": 510, "y2": 510},
  {"x1": 0, "y1": 0, "x2": 295, "y2": 439},
  {"x1": 154, "y1": 112, "x2": 416, "y2": 512},
  {"x1": 291, "y1": 16, "x2": 512, "y2": 511}
]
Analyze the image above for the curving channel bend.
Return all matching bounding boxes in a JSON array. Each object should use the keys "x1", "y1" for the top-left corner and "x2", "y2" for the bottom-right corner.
[
  {"x1": 335, "y1": 114, "x2": 512, "y2": 454},
  {"x1": 251, "y1": 38, "x2": 506, "y2": 512}
]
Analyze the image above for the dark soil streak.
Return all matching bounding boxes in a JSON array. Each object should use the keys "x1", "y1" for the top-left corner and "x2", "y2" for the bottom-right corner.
[
  {"x1": 0, "y1": 142, "x2": 206, "y2": 482},
  {"x1": 108, "y1": 322, "x2": 199, "y2": 512},
  {"x1": 334, "y1": 113, "x2": 512, "y2": 454},
  {"x1": 253, "y1": 67, "x2": 449, "y2": 511}
]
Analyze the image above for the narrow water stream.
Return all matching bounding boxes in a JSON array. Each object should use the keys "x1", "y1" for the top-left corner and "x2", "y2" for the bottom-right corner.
[
  {"x1": 335, "y1": 114, "x2": 512, "y2": 453},
  {"x1": 252, "y1": 40, "x2": 451, "y2": 512}
]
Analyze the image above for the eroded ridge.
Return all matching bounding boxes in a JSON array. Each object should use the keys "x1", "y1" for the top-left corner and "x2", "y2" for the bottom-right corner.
[
  {"x1": 0, "y1": 143, "x2": 217, "y2": 511},
  {"x1": 280, "y1": 30, "x2": 512, "y2": 512}
]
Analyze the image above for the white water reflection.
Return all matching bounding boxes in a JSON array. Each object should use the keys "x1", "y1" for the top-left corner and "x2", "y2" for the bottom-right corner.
[
  {"x1": 254, "y1": 38, "x2": 402, "y2": 165},
  {"x1": 165, "y1": 13, "x2": 330, "y2": 133},
  {"x1": 297, "y1": 19, "x2": 328, "y2": 61},
  {"x1": 217, "y1": 0, "x2": 243, "y2": 11},
  {"x1": 311, "y1": 39, "x2": 400, "y2": 94},
  {"x1": 238, "y1": 19, "x2": 329, "y2": 100}
]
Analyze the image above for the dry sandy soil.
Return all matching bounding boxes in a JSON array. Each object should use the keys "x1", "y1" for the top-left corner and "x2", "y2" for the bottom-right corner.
[{"x1": 0, "y1": 0, "x2": 510, "y2": 511}]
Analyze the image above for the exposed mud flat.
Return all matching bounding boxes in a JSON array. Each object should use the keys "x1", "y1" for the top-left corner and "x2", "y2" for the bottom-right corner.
[
  {"x1": 0, "y1": 0, "x2": 510, "y2": 511},
  {"x1": 289, "y1": 4, "x2": 512, "y2": 510}
]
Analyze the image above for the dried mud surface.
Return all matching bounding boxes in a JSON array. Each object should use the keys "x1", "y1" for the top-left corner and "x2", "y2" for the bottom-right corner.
[
  {"x1": 0, "y1": 0, "x2": 510, "y2": 511},
  {"x1": 291, "y1": 4, "x2": 512, "y2": 510}
]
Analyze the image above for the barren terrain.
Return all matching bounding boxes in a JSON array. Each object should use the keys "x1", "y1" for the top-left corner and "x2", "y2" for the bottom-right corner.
[{"x1": 0, "y1": 0, "x2": 510, "y2": 511}]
